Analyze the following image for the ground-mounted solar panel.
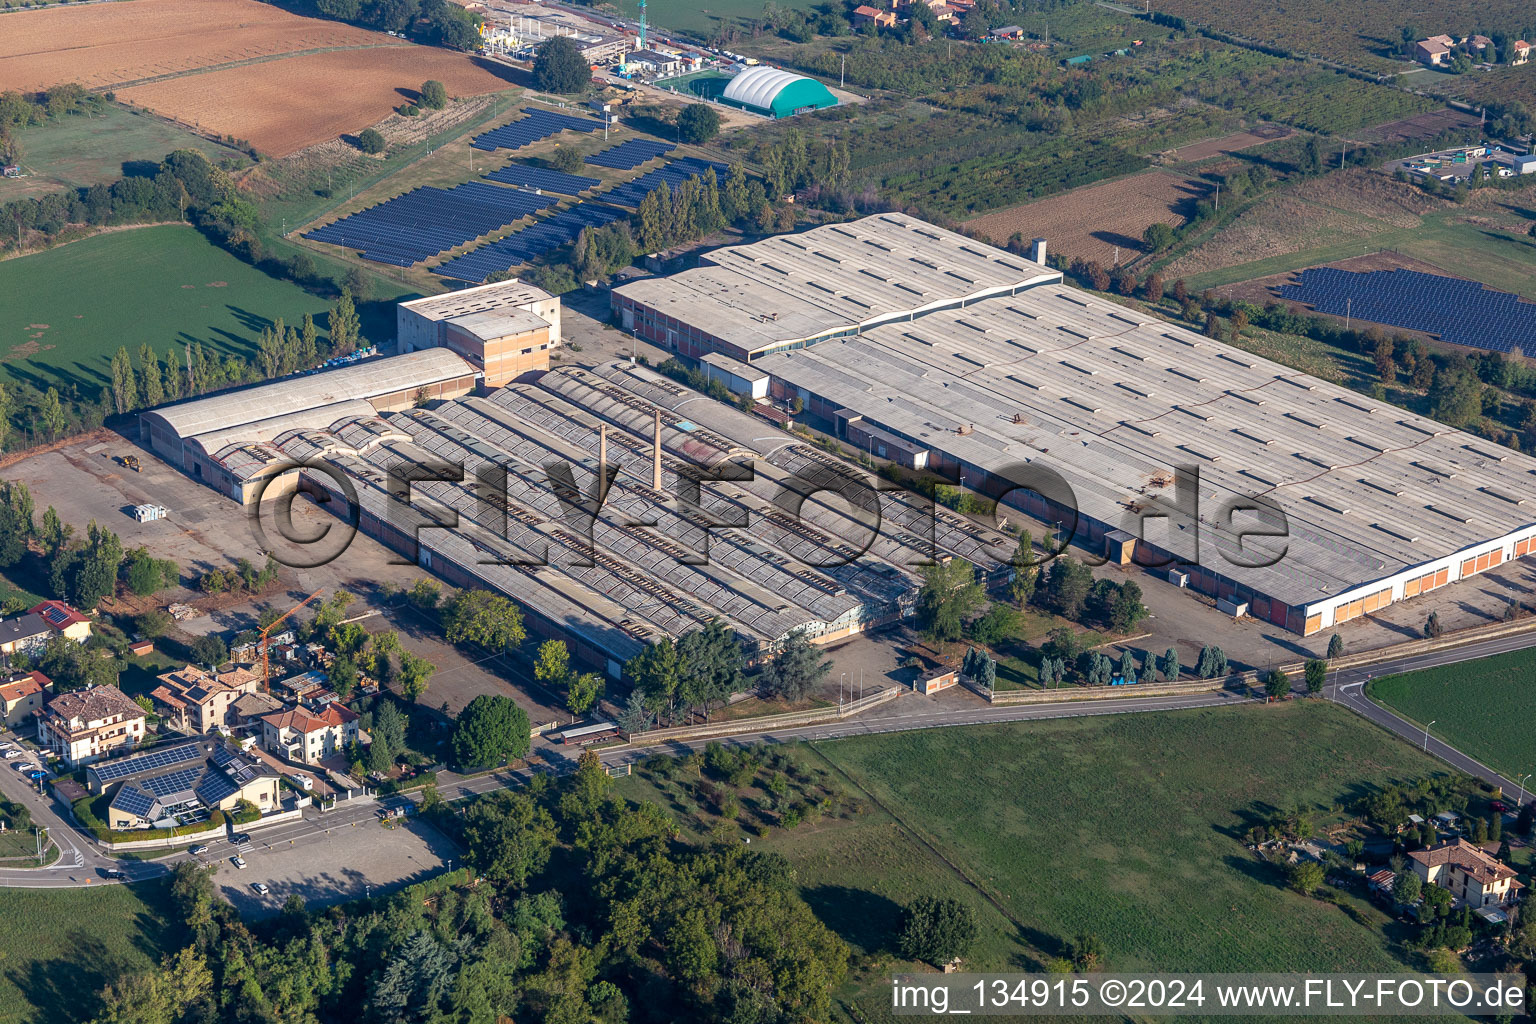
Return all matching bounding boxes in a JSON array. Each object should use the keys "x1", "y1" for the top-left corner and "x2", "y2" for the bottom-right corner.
[
  {"x1": 303, "y1": 182, "x2": 559, "y2": 266},
  {"x1": 585, "y1": 138, "x2": 676, "y2": 170},
  {"x1": 485, "y1": 163, "x2": 601, "y2": 194},
  {"x1": 433, "y1": 203, "x2": 629, "y2": 284},
  {"x1": 470, "y1": 106, "x2": 603, "y2": 152},
  {"x1": 90, "y1": 741, "x2": 202, "y2": 783},
  {"x1": 601, "y1": 157, "x2": 730, "y2": 208},
  {"x1": 1279, "y1": 267, "x2": 1536, "y2": 357}
]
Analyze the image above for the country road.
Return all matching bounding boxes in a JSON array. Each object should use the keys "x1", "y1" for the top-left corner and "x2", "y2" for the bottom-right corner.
[{"x1": 3, "y1": 625, "x2": 1532, "y2": 891}]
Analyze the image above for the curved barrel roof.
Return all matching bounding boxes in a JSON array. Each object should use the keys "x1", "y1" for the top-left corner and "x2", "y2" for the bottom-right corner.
[{"x1": 721, "y1": 66, "x2": 837, "y2": 117}]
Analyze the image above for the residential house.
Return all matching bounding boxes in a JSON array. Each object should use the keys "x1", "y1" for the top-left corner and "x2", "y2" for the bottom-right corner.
[
  {"x1": 852, "y1": 4, "x2": 897, "y2": 27},
  {"x1": 1468, "y1": 34, "x2": 1493, "y2": 53},
  {"x1": 259, "y1": 702, "x2": 360, "y2": 766},
  {"x1": 1408, "y1": 838, "x2": 1524, "y2": 909},
  {"x1": 1414, "y1": 34, "x2": 1454, "y2": 66},
  {"x1": 37, "y1": 685, "x2": 146, "y2": 766},
  {"x1": 0, "y1": 613, "x2": 51, "y2": 658},
  {"x1": 30, "y1": 600, "x2": 92, "y2": 642},
  {"x1": 88, "y1": 737, "x2": 283, "y2": 830},
  {"x1": 150, "y1": 664, "x2": 261, "y2": 734},
  {"x1": 1511, "y1": 41, "x2": 1532, "y2": 65},
  {"x1": 0, "y1": 670, "x2": 51, "y2": 728},
  {"x1": 231, "y1": 691, "x2": 284, "y2": 730}
]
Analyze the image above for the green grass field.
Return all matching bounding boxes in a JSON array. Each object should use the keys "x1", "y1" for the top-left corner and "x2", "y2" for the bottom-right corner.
[
  {"x1": 0, "y1": 225, "x2": 333, "y2": 399},
  {"x1": 608, "y1": 0, "x2": 811, "y2": 35},
  {"x1": 619, "y1": 702, "x2": 1459, "y2": 1023},
  {"x1": 0, "y1": 107, "x2": 248, "y2": 203},
  {"x1": 0, "y1": 879, "x2": 177, "y2": 1024},
  {"x1": 1368, "y1": 648, "x2": 1536, "y2": 781}
]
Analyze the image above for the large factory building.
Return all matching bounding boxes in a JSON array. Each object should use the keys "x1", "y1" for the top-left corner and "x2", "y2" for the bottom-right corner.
[{"x1": 612, "y1": 214, "x2": 1536, "y2": 636}]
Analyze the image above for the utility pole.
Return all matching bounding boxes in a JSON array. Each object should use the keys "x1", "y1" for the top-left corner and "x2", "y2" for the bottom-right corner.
[
  {"x1": 1213, "y1": 180, "x2": 1219, "y2": 213},
  {"x1": 840, "y1": 53, "x2": 846, "y2": 89}
]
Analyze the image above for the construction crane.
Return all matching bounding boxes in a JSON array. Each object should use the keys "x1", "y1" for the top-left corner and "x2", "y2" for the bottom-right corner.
[{"x1": 260, "y1": 588, "x2": 324, "y2": 691}]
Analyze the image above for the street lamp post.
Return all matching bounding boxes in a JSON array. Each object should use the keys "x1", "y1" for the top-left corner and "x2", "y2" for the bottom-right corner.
[
  {"x1": 1518, "y1": 773, "x2": 1532, "y2": 808},
  {"x1": 1422, "y1": 720, "x2": 1436, "y2": 752},
  {"x1": 840, "y1": 672, "x2": 847, "y2": 706}
]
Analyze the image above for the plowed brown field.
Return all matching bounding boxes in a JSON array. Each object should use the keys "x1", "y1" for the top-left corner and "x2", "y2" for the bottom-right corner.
[
  {"x1": 117, "y1": 47, "x2": 519, "y2": 155},
  {"x1": 0, "y1": 0, "x2": 385, "y2": 91},
  {"x1": 965, "y1": 172, "x2": 1209, "y2": 265}
]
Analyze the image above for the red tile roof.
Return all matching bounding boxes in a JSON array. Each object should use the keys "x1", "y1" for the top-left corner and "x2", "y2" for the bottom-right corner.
[{"x1": 30, "y1": 600, "x2": 89, "y2": 631}]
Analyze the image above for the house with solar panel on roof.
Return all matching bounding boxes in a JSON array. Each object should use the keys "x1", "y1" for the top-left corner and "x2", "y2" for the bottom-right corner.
[{"x1": 84, "y1": 737, "x2": 282, "y2": 831}]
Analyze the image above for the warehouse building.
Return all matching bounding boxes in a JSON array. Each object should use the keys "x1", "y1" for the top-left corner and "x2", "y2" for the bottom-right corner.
[
  {"x1": 249, "y1": 362, "x2": 1008, "y2": 676},
  {"x1": 719, "y1": 66, "x2": 838, "y2": 118},
  {"x1": 139, "y1": 349, "x2": 480, "y2": 504},
  {"x1": 397, "y1": 280, "x2": 561, "y2": 387},
  {"x1": 615, "y1": 214, "x2": 1536, "y2": 636},
  {"x1": 612, "y1": 215, "x2": 1056, "y2": 361}
]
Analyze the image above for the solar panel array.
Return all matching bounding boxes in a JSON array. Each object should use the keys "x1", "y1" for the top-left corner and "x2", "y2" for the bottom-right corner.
[
  {"x1": 485, "y1": 163, "x2": 600, "y2": 194},
  {"x1": 470, "y1": 106, "x2": 602, "y2": 152},
  {"x1": 585, "y1": 138, "x2": 675, "y2": 170},
  {"x1": 602, "y1": 157, "x2": 730, "y2": 208},
  {"x1": 433, "y1": 203, "x2": 629, "y2": 284},
  {"x1": 304, "y1": 182, "x2": 558, "y2": 267},
  {"x1": 1280, "y1": 267, "x2": 1536, "y2": 356},
  {"x1": 196, "y1": 772, "x2": 240, "y2": 807},
  {"x1": 90, "y1": 741, "x2": 201, "y2": 783},
  {"x1": 141, "y1": 765, "x2": 204, "y2": 798},
  {"x1": 112, "y1": 784, "x2": 157, "y2": 819}
]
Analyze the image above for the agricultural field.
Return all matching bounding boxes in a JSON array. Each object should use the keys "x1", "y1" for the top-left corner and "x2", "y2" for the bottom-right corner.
[
  {"x1": 612, "y1": 0, "x2": 815, "y2": 36},
  {"x1": 1149, "y1": 0, "x2": 1531, "y2": 74},
  {"x1": 1162, "y1": 168, "x2": 1536, "y2": 297},
  {"x1": 116, "y1": 47, "x2": 520, "y2": 158},
  {"x1": 1355, "y1": 107, "x2": 1483, "y2": 145},
  {"x1": 1163, "y1": 124, "x2": 1292, "y2": 163},
  {"x1": 0, "y1": 879, "x2": 178, "y2": 1024},
  {"x1": 0, "y1": 105, "x2": 248, "y2": 203},
  {"x1": 0, "y1": 225, "x2": 332, "y2": 399},
  {"x1": 0, "y1": 0, "x2": 385, "y2": 92},
  {"x1": 965, "y1": 171, "x2": 1208, "y2": 264},
  {"x1": 1368, "y1": 648, "x2": 1536, "y2": 782}
]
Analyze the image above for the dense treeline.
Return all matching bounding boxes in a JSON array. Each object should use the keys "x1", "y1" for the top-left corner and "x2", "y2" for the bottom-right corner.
[
  {"x1": 264, "y1": 0, "x2": 484, "y2": 51},
  {"x1": 86, "y1": 758, "x2": 848, "y2": 1024}
]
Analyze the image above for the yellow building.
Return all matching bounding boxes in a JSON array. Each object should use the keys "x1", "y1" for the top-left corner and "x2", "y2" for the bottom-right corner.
[
  {"x1": 397, "y1": 280, "x2": 560, "y2": 387},
  {"x1": 1409, "y1": 839, "x2": 1524, "y2": 909}
]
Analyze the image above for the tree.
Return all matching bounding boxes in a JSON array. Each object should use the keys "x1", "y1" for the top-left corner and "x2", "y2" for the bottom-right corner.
[
  {"x1": 462, "y1": 789, "x2": 556, "y2": 887},
  {"x1": 628, "y1": 637, "x2": 680, "y2": 722},
  {"x1": 532, "y1": 36, "x2": 589, "y2": 94},
  {"x1": 69, "y1": 521, "x2": 124, "y2": 609},
  {"x1": 677, "y1": 103, "x2": 721, "y2": 144},
  {"x1": 968, "y1": 603, "x2": 1019, "y2": 647},
  {"x1": 551, "y1": 145, "x2": 584, "y2": 174},
  {"x1": 676, "y1": 619, "x2": 742, "y2": 720},
  {"x1": 1143, "y1": 272, "x2": 1164, "y2": 303},
  {"x1": 368, "y1": 699, "x2": 407, "y2": 774},
  {"x1": 110, "y1": 346, "x2": 138, "y2": 415},
  {"x1": 1039, "y1": 557, "x2": 1094, "y2": 621},
  {"x1": 1068, "y1": 934, "x2": 1106, "y2": 971},
  {"x1": 567, "y1": 672, "x2": 603, "y2": 717},
  {"x1": 420, "y1": 79, "x2": 448, "y2": 109},
  {"x1": 916, "y1": 558, "x2": 983, "y2": 642},
  {"x1": 1424, "y1": 611, "x2": 1444, "y2": 639},
  {"x1": 1287, "y1": 860, "x2": 1325, "y2": 895},
  {"x1": 398, "y1": 651, "x2": 434, "y2": 703},
  {"x1": 1196, "y1": 644, "x2": 1227, "y2": 679},
  {"x1": 189, "y1": 633, "x2": 227, "y2": 668},
  {"x1": 534, "y1": 638, "x2": 571, "y2": 693},
  {"x1": 615, "y1": 690, "x2": 652, "y2": 734},
  {"x1": 135, "y1": 609, "x2": 172, "y2": 639},
  {"x1": 0, "y1": 482, "x2": 34, "y2": 568},
  {"x1": 1159, "y1": 647, "x2": 1180, "y2": 682},
  {"x1": 1008, "y1": 530, "x2": 1039, "y2": 606},
  {"x1": 451, "y1": 693, "x2": 531, "y2": 770},
  {"x1": 1304, "y1": 658, "x2": 1326, "y2": 694},
  {"x1": 122, "y1": 547, "x2": 177, "y2": 596},
  {"x1": 1389, "y1": 868, "x2": 1422, "y2": 906},
  {"x1": 443, "y1": 589, "x2": 526, "y2": 651},
  {"x1": 407, "y1": 578, "x2": 441, "y2": 610},
  {"x1": 897, "y1": 896, "x2": 977, "y2": 966},
  {"x1": 329, "y1": 286, "x2": 361, "y2": 355},
  {"x1": 357, "y1": 127, "x2": 386, "y2": 154},
  {"x1": 758, "y1": 629, "x2": 830, "y2": 702},
  {"x1": 1142, "y1": 222, "x2": 1175, "y2": 252},
  {"x1": 1326, "y1": 633, "x2": 1344, "y2": 660},
  {"x1": 1264, "y1": 668, "x2": 1290, "y2": 700}
]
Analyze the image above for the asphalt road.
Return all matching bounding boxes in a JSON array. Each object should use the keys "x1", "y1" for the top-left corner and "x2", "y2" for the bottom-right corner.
[{"x1": 5, "y1": 626, "x2": 1535, "y2": 890}]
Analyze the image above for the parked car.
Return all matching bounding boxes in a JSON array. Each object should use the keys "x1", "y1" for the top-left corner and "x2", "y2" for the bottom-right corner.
[
  {"x1": 252, "y1": 882, "x2": 270, "y2": 896},
  {"x1": 188, "y1": 845, "x2": 208, "y2": 856},
  {"x1": 26, "y1": 770, "x2": 47, "y2": 780},
  {"x1": 231, "y1": 855, "x2": 247, "y2": 869},
  {"x1": 2, "y1": 751, "x2": 22, "y2": 760},
  {"x1": 13, "y1": 763, "x2": 36, "y2": 773}
]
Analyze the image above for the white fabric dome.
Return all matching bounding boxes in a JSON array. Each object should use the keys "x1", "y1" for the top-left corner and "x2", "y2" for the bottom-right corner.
[{"x1": 722, "y1": 66, "x2": 805, "y2": 111}]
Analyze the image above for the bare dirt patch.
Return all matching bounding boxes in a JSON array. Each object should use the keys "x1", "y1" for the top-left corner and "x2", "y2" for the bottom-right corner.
[
  {"x1": 118, "y1": 48, "x2": 520, "y2": 157},
  {"x1": 0, "y1": 0, "x2": 386, "y2": 92},
  {"x1": 964, "y1": 172, "x2": 1210, "y2": 265},
  {"x1": 1163, "y1": 124, "x2": 1292, "y2": 163},
  {"x1": 1355, "y1": 108, "x2": 1483, "y2": 146}
]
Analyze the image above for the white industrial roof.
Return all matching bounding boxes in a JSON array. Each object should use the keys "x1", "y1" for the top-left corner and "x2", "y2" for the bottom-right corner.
[
  {"x1": 399, "y1": 279, "x2": 553, "y2": 320},
  {"x1": 722, "y1": 66, "x2": 808, "y2": 109},
  {"x1": 191, "y1": 400, "x2": 379, "y2": 458},
  {"x1": 447, "y1": 308, "x2": 548, "y2": 342},
  {"x1": 756, "y1": 282, "x2": 1536, "y2": 611},
  {"x1": 144, "y1": 349, "x2": 477, "y2": 442}
]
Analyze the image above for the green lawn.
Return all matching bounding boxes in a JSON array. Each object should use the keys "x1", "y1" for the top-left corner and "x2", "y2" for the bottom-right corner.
[
  {"x1": 0, "y1": 879, "x2": 178, "y2": 1024},
  {"x1": 0, "y1": 107, "x2": 248, "y2": 203},
  {"x1": 1368, "y1": 648, "x2": 1536, "y2": 782},
  {"x1": 0, "y1": 225, "x2": 333, "y2": 399},
  {"x1": 610, "y1": 0, "x2": 812, "y2": 35}
]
